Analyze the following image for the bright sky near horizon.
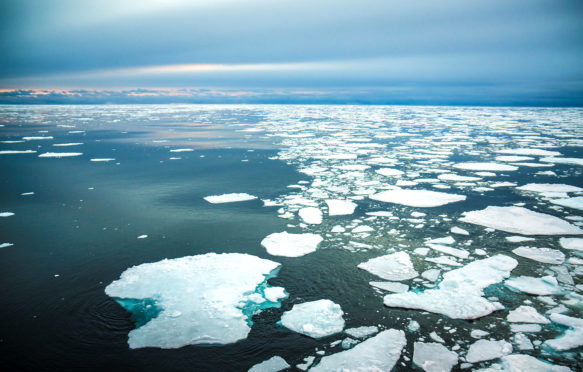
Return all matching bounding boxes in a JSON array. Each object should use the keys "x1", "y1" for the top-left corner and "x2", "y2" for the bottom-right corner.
[{"x1": 1, "y1": 0, "x2": 582, "y2": 105}]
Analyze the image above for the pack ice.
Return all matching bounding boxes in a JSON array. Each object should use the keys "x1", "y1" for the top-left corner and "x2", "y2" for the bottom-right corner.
[
  {"x1": 460, "y1": 206, "x2": 583, "y2": 235},
  {"x1": 261, "y1": 232, "x2": 323, "y2": 257},
  {"x1": 105, "y1": 253, "x2": 286, "y2": 349},
  {"x1": 384, "y1": 255, "x2": 518, "y2": 319},
  {"x1": 279, "y1": 299, "x2": 344, "y2": 338},
  {"x1": 370, "y1": 189, "x2": 466, "y2": 207},
  {"x1": 358, "y1": 251, "x2": 418, "y2": 281},
  {"x1": 203, "y1": 193, "x2": 258, "y2": 203}
]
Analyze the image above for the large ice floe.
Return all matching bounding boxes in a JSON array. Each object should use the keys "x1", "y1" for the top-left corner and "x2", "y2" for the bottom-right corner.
[
  {"x1": 248, "y1": 356, "x2": 290, "y2": 372},
  {"x1": 477, "y1": 354, "x2": 572, "y2": 372},
  {"x1": 370, "y1": 189, "x2": 466, "y2": 207},
  {"x1": 413, "y1": 342, "x2": 458, "y2": 372},
  {"x1": 203, "y1": 193, "x2": 258, "y2": 203},
  {"x1": 544, "y1": 313, "x2": 583, "y2": 351},
  {"x1": 511, "y1": 247, "x2": 565, "y2": 265},
  {"x1": 505, "y1": 275, "x2": 562, "y2": 295},
  {"x1": 279, "y1": 299, "x2": 344, "y2": 338},
  {"x1": 550, "y1": 197, "x2": 583, "y2": 211},
  {"x1": 357, "y1": 251, "x2": 418, "y2": 281},
  {"x1": 384, "y1": 255, "x2": 518, "y2": 319},
  {"x1": 453, "y1": 162, "x2": 518, "y2": 171},
  {"x1": 310, "y1": 329, "x2": 406, "y2": 371},
  {"x1": 459, "y1": 206, "x2": 583, "y2": 235},
  {"x1": 105, "y1": 253, "x2": 286, "y2": 349},
  {"x1": 465, "y1": 339, "x2": 513, "y2": 363},
  {"x1": 325, "y1": 199, "x2": 357, "y2": 216},
  {"x1": 261, "y1": 232, "x2": 323, "y2": 257}
]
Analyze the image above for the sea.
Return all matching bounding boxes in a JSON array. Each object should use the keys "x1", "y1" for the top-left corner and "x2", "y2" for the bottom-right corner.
[{"x1": 0, "y1": 104, "x2": 582, "y2": 371}]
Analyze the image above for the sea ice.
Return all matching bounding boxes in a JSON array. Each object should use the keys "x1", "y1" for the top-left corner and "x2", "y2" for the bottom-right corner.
[
  {"x1": 512, "y1": 247, "x2": 564, "y2": 265},
  {"x1": 540, "y1": 157, "x2": 583, "y2": 166},
  {"x1": 453, "y1": 162, "x2": 518, "y2": 172},
  {"x1": 370, "y1": 189, "x2": 466, "y2": 207},
  {"x1": 512, "y1": 333, "x2": 533, "y2": 350},
  {"x1": 496, "y1": 156, "x2": 534, "y2": 162},
  {"x1": 358, "y1": 251, "x2": 418, "y2": 281},
  {"x1": 0, "y1": 212, "x2": 14, "y2": 217},
  {"x1": 280, "y1": 299, "x2": 344, "y2": 338},
  {"x1": 505, "y1": 275, "x2": 562, "y2": 295},
  {"x1": 465, "y1": 339, "x2": 513, "y2": 363},
  {"x1": 544, "y1": 313, "x2": 583, "y2": 351},
  {"x1": 459, "y1": 206, "x2": 583, "y2": 235},
  {"x1": 169, "y1": 148, "x2": 194, "y2": 152},
  {"x1": 384, "y1": 255, "x2": 518, "y2": 319},
  {"x1": 413, "y1": 342, "x2": 458, "y2": 372},
  {"x1": 261, "y1": 232, "x2": 323, "y2": 257},
  {"x1": 90, "y1": 158, "x2": 116, "y2": 162},
  {"x1": 38, "y1": 152, "x2": 83, "y2": 158},
  {"x1": 105, "y1": 253, "x2": 285, "y2": 349},
  {"x1": 506, "y1": 236, "x2": 535, "y2": 243},
  {"x1": 0, "y1": 150, "x2": 37, "y2": 154},
  {"x1": 376, "y1": 168, "x2": 403, "y2": 177},
  {"x1": 426, "y1": 244, "x2": 469, "y2": 259},
  {"x1": 438, "y1": 173, "x2": 482, "y2": 182},
  {"x1": 248, "y1": 356, "x2": 290, "y2": 372},
  {"x1": 497, "y1": 148, "x2": 561, "y2": 157},
  {"x1": 507, "y1": 306, "x2": 549, "y2": 324},
  {"x1": 370, "y1": 281, "x2": 409, "y2": 293},
  {"x1": 325, "y1": 199, "x2": 357, "y2": 216},
  {"x1": 516, "y1": 184, "x2": 583, "y2": 193},
  {"x1": 559, "y1": 237, "x2": 583, "y2": 251},
  {"x1": 451, "y1": 226, "x2": 470, "y2": 235},
  {"x1": 204, "y1": 193, "x2": 258, "y2": 203},
  {"x1": 298, "y1": 207, "x2": 322, "y2": 224},
  {"x1": 550, "y1": 197, "x2": 583, "y2": 211},
  {"x1": 0, "y1": 243, "x2": 14, "y2": 248},
  {"x1": 479, "y1": 354, "x2": 571, "y2": 372},
  {"x1": 310, "y1": 329, "x2": 406, "y2": 371},
  {"x1": 344, "y1": 326, "x2": 379, "y2": 339}
]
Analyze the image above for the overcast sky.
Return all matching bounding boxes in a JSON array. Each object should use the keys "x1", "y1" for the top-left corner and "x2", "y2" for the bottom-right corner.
[{"x1": 1, "y1": 0, "x2": 582, "y2": 105}]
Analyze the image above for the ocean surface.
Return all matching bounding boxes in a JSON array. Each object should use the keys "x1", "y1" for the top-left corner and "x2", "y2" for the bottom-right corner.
[{"x1": 0, "y1": 104, "x2": 582, "y2": 371}]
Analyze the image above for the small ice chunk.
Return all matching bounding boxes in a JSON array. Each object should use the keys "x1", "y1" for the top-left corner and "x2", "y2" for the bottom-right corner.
[
  {"x1": 426, "y1": 244, "x2": 469, "y2": 259},
  {"x1": 0, "y1": 150, "x2": 37, "y2": 154},
  {"x1": 326, "y1": 199, "x2": 357, "y2": 216},
  {"x1": 137, "y1": 235, "x2": 148, "y2": 239},
  {"x1": 0, "y1": 243, "x2": 14, "y2": 249},
  {"x1": 510, "y1": 324, "x2": 542, "y2": 333},
  {"x1": 280, "y1": 299, "x2": 345, "y2": 338},
  {"x1": 413, "y1": 342, "x2": 458, "y2": 372},
  {"x1": 370, "y1": 189, "x2": 466, "y2": 207},
  {"x1": 0, "y1": 212, "x2": 15, "y2": 217},
  {"x1": 453, "y1": 162, "x2": 517, "y2": 172},
  {"x1": 298, "y1": 207, "x2": 323, "y2": 224},
  {"x1": 23, "y1": 136, "x2": 53, "y2": 140},
  {"x1": 370, "y1": 281, "x2": 409, "y2": 293},
  {"x1": 541, "y1": 157, "x2": 583, "y2": 166},
  {"x1": 506, "y1": 236, "x2": 535, "y2": 243},
  {"x1": 430, "y1": 331, "x2": 445, "y2": 343},
  {"x1": 310, "y1": 329, "x2": 406, "y2": 371},
  {"x1": 559, "y1": 237, "x2": 583, "y2": 251},
  {"x1": 470, "y1": 329, "x2": 490, "y2": 338},
  {"x1": 425, "y1": 256, "x2": 462, "y2": 266},
  {"x1": 421, "y1": 269, "x2": 440, "y2": 282},
  {"x1": 263, "y1": 287, "x2": 287, "y2": 302},
  {"x1": 507, "y1": 306, "x2": 549, "y2": 324},
  {"x1": 296, "y1": 355, "x2": 315, "y2": 371},
  {"x1": 512, "y1": 247, "x2": 564, "y2": 265},
  {"x1": 496, "y1": 156, "x2": 534, "y2": 162},
  {"x1": 331, "y1": 225, "x2": 345, "y2": 233},
  {"x1": 358, "y1": 252, "x2": 418, "y2": 281},
  {"x1": 248, "y1": 356, "x2": 290, "y2": 372},
  {"x1": 261, "y1": 232, "x2": 323, "y2": 257},
  {"x1": 505, "y1": 275, "x2": 562, "y2": 295},
  {"x1": 38, "y1": 152, "x2": 83, "y2": 158},
  {"x1": 550, "y1": 197, "x2": 583, "y2": 211},
  {"x1": 204, "y1": 193, "x2": 258, "y2": 203},
  {"x1": 451, "y1": 227, "x2": 469, "y2": 236},
  {"x1": 352, "y1": 225, "x2": 374, "y2": 233},
  {"x1": 345, "y1": 326, "x2": 379, "y2": 339},
  {"x1": 460, "y1": 206, "x2": 583, "y2": 235},
  {"x1": 544, "y1": 313, "x2": 583, "y2": 351},
  {"x1": 465, "y1": 339, "x2": 513, "y2": 363},
  {"x1": 376, "y1": 168, "x2": 403, "y2": 177},
  {"x1": 408, "y1": 320, "x2": 420, "y2": 332},
  {"x1": 512, "y1": 333, "x2": 533, "y2": 350},
  {"x1": 169, "y1": 148, "x2": 194, "y2": 152},
  {"x1": 427, "y1": 236, "x2": 455, "y2": 245},
  {"x1": 497, "y1": 148, "x2": 561, "y2": 156},
  {"x1": 90, "y1": 158, "x2": 115, "y2": 162},
  {"x1": 438, "y1": 173, "x2": 482, "y2": 182}
]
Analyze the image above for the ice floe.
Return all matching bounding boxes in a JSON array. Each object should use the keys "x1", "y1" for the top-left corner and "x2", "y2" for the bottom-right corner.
[
  {"x1": 516, "y1": 184, "x2": 583, "y2": 193},
  {"x1": 451, "y1": 226, "x2": 470, "y2": 235},
  {"x1": 0, "y1": 243, "x2": 14, "y2": 249},
  {"x1": 90, "y1": 158, "x2": 116, "y2": 162},
  {"x1": 0, "y1": 150, "x2": 37, "y2": 155},
  {"x1": 358, "y1": 251, "x2": 418, "y2": 281},
  {"x1": 540, "y1": 157, "x2": 583, "y2": 166},
  {"x1": 105, "y1": 253, "x2": 284, "y2": 349},
  {"x1": 248, "y1": 356, "x2": 290, "y2": 372},
  {"x1": 298, "y1": 207, "x2": 323, "y2": 224},
  {"x1": 544, "y1": 313, "x2": 583, "y2": 351},
  {"x1": 559, "y1": 238, "x2": 583, "y2": 251},
  {"x1": 344, "y1": 325, "x2": 379, "y2": 339},
  {"x1": 453, "y1": 162, "x2": 518, "y2": 172},
  {"x1": 507, "y1": 306, "x2": 549, "y2": 324},
  {"x1": 512, "y1": 247, "x2": 565, "y2": 265},
  {"x1": 0, "y1": 212, "x2": 15, "y2": 217},
  {"x1": 413, "y1": 342, "x2": 458, "y2": 372},
  {"x1": 505, "y1": 275, "x2": 562, "y2": 296},
  {"x1": 550, "y1": 197, "x2": 583, "y2": 211},
  {"x1": 261, "y1": 232, "x2": 322, "y2": 257},
  {"x1": 204, "y1": 193, "x2": 258, "y2": 203},
  {"x1": 370, "y1": 189, "x2": 466, "y2": 207},
  {"x1": 460, "y1": 206, "x2": 583, "y2": 235},
  {"x1": 466, "y1": 339, "x2": 513, "y2": 363},
  {"x1": 38, "y1": 152, "x2": 83, "y2": 158},
  {"x1": 478, "y1": 354, "x2": 571, "y2": 372},
  {"x1": 370, "y1": 281, "x2": 409, "y2": 293},
  {"x1": 325, "y1": 199, "x2": 357, "y2": 216},
  {"x1": 311, "y1": 329, "x2": 406, "y2": 371},
  {"x1": 279, "y1": 299, "x2": 344, "y2": 338}
]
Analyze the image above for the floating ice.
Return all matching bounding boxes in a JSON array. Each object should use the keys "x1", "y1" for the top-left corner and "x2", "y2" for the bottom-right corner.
[
  {"x1": 413, "y1": 342, "x2": 458, "y2": 372},
  {"x1": 510, "y1": 324, "x2": 542, "y2": 333},
  {"x1": 352, "y1": 225, "x2": 373, "y2": 233},
  {"x1": 427, "y1": 236, "x2": 455, "y2": 245},
  {"x1": 38, "y1": 152, "x2": 83, "y2": 158},
  {"x1": 544, "y1": 313, "x2": 583, "y2": 351},
  {"x1": 453, "y1": 162, "x2": 518, "y2": 171},
  {"x1": 137, "y1": 235, "x2": 148, "y2": 239},
  {"x1": 479, "y1": 354, "x2": 572, "y2": 372},
  {"x1": 0, "y1": 150, "x2": 37, "y2": 155},
  {"x1": 261, "y1": 232, "x2": 322, "y2": 257},
  {"x1": 507, "y1": 306, "x2": 549, "y2": 324},
  {"x1": 559, "y1": 238, "x2": 583, "y2": 251},
  {"x1": 248, "y1": 356, "x2": 290, "y2": 372},
  {"x1": 460, "y1": 206, "x2": 583, "y2": 235},
  {"x1": 466, "y1": 339, "x2": 513, "y2": 363},
  {"x1": 358, "y1": 251, "x2": 418, "y2": 281},
  {"x1": 384, "y1": 255, "x2": 518, "y2": 319},
  {"x1": 376, "y1": 168, "x2": 403, "y2": 177},
  {"x1": 0, "y1": 243, "x2": 14, "y2": 248},
  {"x1": 311, "y1": 329, "x2": 406, "y2": 371},
  {"x1": 512, "y1": 247, "x2": 564, "y2": 265},
  {"x1": 425, "y1": 256, "x2": 462, "y2": 266},
  {"x1": 497, "y1": 148, "x2": 562, "y2": 156},
  {"x1": 505, "y1": 275, "x2": 562, "y2": 295},
  {"x1": 169, "y1": 148, "x2": 194, "y2": 152},
  {"x1": 325, "y1": 199, "x2": 357, "y2": 216},
  {"x1": 298, "y1": 207, "x2": 322, "y2": 224},
  {"x1": 513, "y1": 333, "x2": 533, "y2": 350},
  {"x1": 506, "y1": 236, "x2": 535, "y2": 243},
  {"x1": 370, "y1": 281, "x2": 409, "y2": 293},
  {"x1": 344, "y1": 326, "x2": 379, "y2": 339},
  {"x1": 516, "y1": 184, "x2": 583, "y2": 193},
  {"x1": 540, "y1": 157, "x2": 583, "y2": 166},
  {"x1": 280, "y1": 299, "x2": 344, "y2": 338},
  {"x1": 438, "y1": 173, "x2": 482, "y2": 182},
  {"x1": 53, "y1": 143, "x2": 83, "y2": 147},
  {"x1": 23, "y1": 136, "x2": 53, "y2": 140},
  {"x1": 370, "y1": 189, "x2": 466, "y2": 207},
  {"x1": 204, "y1": 193, "x2": 258, "y2": 204},
  {"x1": 496, "y1": 156, "x2": 535, "y2": 162},
  {"x1": 427, "y1": 244, "x2": 469, "y2": 259},
  {"x1": 422, "y1": 269, "x2": 440, "y2": 282},
  {"x1": 0, "y1": 212, "x2": 14, "y2": 217},
  {"x1": 550, "y1": 197, "x2": 583, "y2": 211},
  {"x1": 451, "y1": 227, "x2": 469, "y2": 235},
  {"x1": 90, "y1": 158, "x2": 116, "y2": 162},
  {"x1": 105, "y1": 253, "x2": 284, "y2": 349}
]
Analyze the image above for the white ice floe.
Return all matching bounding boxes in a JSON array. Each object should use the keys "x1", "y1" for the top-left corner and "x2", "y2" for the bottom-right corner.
[
  {"x1": 512, "y1": 247, "x2": 565, "y2": 265},
  {"x1": 491, "y1": 182, "x2": 517, "y2": 188},
  {"x1": 506, "y1": 236, "x2": 535, "y2": 243},
  {"x1": 516, "y1": 184, "x2": 583, "y2": 193},
  {"x1": 513, "y1": 333, "x2": 533, "y2": 351},
  {"x1": 453, "y1": 162, "x2": 518, "y2": 172},
  {"x1": 0, "y1": 150, "x2": 37, "y2": 155},
  {"x1": 421, "y1": 269, "x2": 441, "y2": 282},
  {"x1": 466, "y1": 339, "x2": 513, "y2": 363},
  {"x1": 263, "y1": 287, "x2": 287, "y2": 302},
  {"x1": 344, "y1": 326, "x2": 379, "y2": 339},
  {"x1": 438, "y1": 174, "x2": 482, "y2": 182},
  {"x1": 559, "y1": 237, "x2": 583, "y2": 251},
  {"x1": 370, "y1": 189, "x2": 466, "y2": 207},
  {"x1": 90, "y1": 158, "x2": 116, "y2": 162},
  {"x1": 507, "y1": 306, "x2": 549, "y2": 324},
  {"x1": 505, "y1": 275, "x2": 562, "y2": 296},
  {"x1": 23, "y1": 136, "x2": 53, "y2": 140},
  {"x1": 384, "y1": 255, "x2": 518, "y2": 319},
  {"x1": 0, "y1": 243, "x2": 14, "y2": 248},
  {"x1": 471, "y1": 330, "x2": 490, "y2": 339},
  {"x1": 460, "y1": 206, "x2": 583, "y2": 235},
  {"x1": 550, "y1": 197, "x2": 583, "y2": 211},
  {"x1": 376, "y1": 168, "x2": 403, "y2": 177},
  {"x1": 413, "y1": 342, "x2": 458, "y2": 372},
  {"x1": 169, "y1": 148, "x2": 194, "y2": 152},
  {"x1": 451, "y1": 227, "x2": 470, "y2": 235},
  {"x1": 540, "y1": 157, "x2": 583, "y2": 166},
  {"x1": 358, "y1": 251, "x2": 418, "y2": 281},
  {"x1": 497, "y1": 148, "x2": 562, "y2": 157},
  {"x1": 261, "y1": 232, "x2": 323, "y2": 257},
  {"x1": 53, "y1": 143, "x2": 83, "y2": 147},
  {"x1": 370, "y1": 281, "x2": 409, "y2": 293},
  {"x1": 544, "y1": 313, "x2": 583, "y2": 351},
  {"x1": 298, "y1": 207, "x2": 323, "y2": 224},
  {"x1": 352, "y1": 225, "x2": 373, "y2": 233},
  {"x1": 427, "y1": 244, "x2": 469, "y2": 259},
  {"x1": 0, "y1": 212, "x2": 14, "y2": 217},
  {"x1": 105, "y1": 253, "x2": 284, "y2": 349},
  {"x1": 427, "y1": 236, "x2": 455, "y2": 245},
  {"x1": 311, "y1": 329, "x2": 406, "y2": 371},
  {"x1": 38, "y1": 152, "x2": 83, "y2": 158},
  {"x1": 510, "y1": 324, "x2": 542, "y2": 333},
  {"x1": 325, "y1": 199, "x2": 357, "y2": 216},
  {"x1": 280, "y1": 299, "x2": 344, "y2": 338},
  {"x1": 137, "y1": 235, "x2": 148, "y2": 239},
  {"x1": 425, "y1": 256, "x2": 462, "y2": 266},
  {"x1": 248, "y1": 356, "x2": 290, "y2": 372},
  {"x1": 478, "y1": 354, "x2": 571, "y2": 372},
  {"x1": 204, "y1": 193, "x2": 258, "y2": 204},
  {"x1": 496, "y1": 156, "x2": 534, "y2": 162}
]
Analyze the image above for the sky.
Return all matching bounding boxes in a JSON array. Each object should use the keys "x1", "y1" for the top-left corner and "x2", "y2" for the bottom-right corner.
[{"x1": 1, "y1": 0, "x2": 582, "y2": 105}]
